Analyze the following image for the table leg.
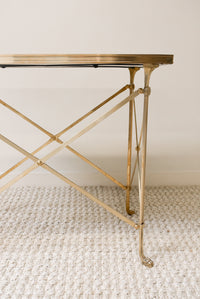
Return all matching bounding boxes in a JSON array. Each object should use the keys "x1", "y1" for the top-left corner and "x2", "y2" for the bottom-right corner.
[
  {"x1": 126, "y1": 67, "x2": 140, "y2": 215},
  {"x1": 139, "y1": 65, "x2": 158, "y2": 267}
]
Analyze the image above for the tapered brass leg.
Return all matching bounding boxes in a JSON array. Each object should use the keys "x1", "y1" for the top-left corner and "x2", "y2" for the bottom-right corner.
[
  {"x1": 139, "y1": 65, "x2": 158, "y2": 267},
  {"x1": 126, "y1": 67, "x2": 140, "y2": 215}
]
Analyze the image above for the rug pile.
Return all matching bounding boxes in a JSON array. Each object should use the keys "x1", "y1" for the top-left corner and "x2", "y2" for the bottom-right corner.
[{"x1": 0, "y1": 186, "x2": 199, "y2": 298}]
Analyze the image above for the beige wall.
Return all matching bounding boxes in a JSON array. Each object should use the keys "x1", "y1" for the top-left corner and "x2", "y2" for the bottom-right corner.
[{"x1": 0, "y1": 0, "x2": 200, "y2": 186}]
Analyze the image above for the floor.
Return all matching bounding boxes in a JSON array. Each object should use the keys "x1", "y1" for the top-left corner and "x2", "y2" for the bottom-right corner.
[{"x1": 0, "y1": 185, "x2": 199, "y2": 298}]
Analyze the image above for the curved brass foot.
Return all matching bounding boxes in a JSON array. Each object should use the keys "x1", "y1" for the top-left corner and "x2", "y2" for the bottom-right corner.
[
  {"x1": 141, "y1": 256, "x2": 154, "y2": 268},
  {"x1": 126, "y1": 187, "x2": 135, "y2": 215},
  {"x1": 126, "y1": 207, "x2": 135, "y2": 215}
]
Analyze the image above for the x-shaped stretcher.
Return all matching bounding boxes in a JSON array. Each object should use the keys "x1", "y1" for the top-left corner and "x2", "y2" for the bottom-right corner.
[{"x1": 0, "y1": 54, "x2": 173, "y2": 267}]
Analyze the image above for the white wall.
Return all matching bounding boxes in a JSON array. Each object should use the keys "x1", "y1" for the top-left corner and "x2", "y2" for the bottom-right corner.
[{"x1": 0, "y1": 0, "x2": 200, "y2": 186}]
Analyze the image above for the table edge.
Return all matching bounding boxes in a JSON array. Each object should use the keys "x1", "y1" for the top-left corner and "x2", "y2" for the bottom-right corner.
[{"x1": 0, "y1": 54, "x2": 174, "y2": 67}]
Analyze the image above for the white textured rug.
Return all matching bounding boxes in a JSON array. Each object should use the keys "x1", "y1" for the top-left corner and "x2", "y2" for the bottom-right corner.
[{"x1": 0, "y1": 185, "x2": 200, "y2": 298}]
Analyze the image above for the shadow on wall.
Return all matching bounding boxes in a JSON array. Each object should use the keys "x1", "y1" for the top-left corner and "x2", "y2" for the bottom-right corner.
[{"x1": 1, "y1": 153, "x2": 200, "y2": 187}]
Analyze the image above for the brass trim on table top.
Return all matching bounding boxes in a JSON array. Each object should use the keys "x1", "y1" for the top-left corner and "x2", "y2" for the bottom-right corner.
[{"x1": 0, "y1": 54, "x2": 173, "y2": 67}]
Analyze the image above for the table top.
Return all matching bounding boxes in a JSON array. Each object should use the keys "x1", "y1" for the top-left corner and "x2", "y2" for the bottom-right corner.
[{"x1": 0, "y1": 54, "x2": 173, "y2": 68}]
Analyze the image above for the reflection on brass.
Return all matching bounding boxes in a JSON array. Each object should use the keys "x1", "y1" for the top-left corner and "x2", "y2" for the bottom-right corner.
[{"x1": 0, "y1": 54, "x2": 173, "y2": 67}]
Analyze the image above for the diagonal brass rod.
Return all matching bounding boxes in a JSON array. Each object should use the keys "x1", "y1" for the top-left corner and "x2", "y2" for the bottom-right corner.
[
  {"x1": 131, "y1": 98, "x2": 143, "y2": 190},
  {"x1": 0, "y1": 134, "x2": 39, "y2": 163},
  {"x1": 0, "y1": 85, "x2": 129, "y2": 185},
  {"x1": 66, "y1": 146, "x2": 126, "y2": 189},
  {"x1": 0, "y1": 138, "x2": 53, "y2": 179},
  {"x1": 56, "y1": 85, "x2": 129, "y2": 137},
  {"x1": 1, "y1": 91, "x2": 128, "y2": 189},
  {"x1": 0, "y1": 89, "x2": 143, "y2": 193},
  {"x1": 0, "y1": 99, "x2": 55, "y2": 139},
  {"x1": 0, "y1": 135, "x2": 126, "y2": 189},
  {"x1": 1, "y1": 85, "x2": 128, "y2": 140},
  {"x1": 130, "y1": 122, "x2": 143, "y2": 185},
  {"x1": 0, "y1": 163, "x2": 39, "y2": 192},
  {"x1": 0, "y1": 133, "x2": 139, "y2": 230},
  {"x1": 41, "y1": 164, "x2": 139, "y2": 229},
  {"x1": 40, "y1": 89, "x2": 144, "y2": 165}
]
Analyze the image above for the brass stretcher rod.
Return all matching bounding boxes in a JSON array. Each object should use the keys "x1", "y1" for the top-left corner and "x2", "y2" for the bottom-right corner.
[
  {"x1": 0, "y1": 88, "x2": 144, "y2": 194},
  {"x1": 0, "y1": 133, "x2": 140, "y2": 230},
  {"x1": 0, "y1": 85, "x2": 129, "y2": 189},
  {"x1": 130, "y1": 124, "x2": 143, "y2": 186},
  {"x1": 36, "y1": 89, "x2": 143, "y2": 165}
]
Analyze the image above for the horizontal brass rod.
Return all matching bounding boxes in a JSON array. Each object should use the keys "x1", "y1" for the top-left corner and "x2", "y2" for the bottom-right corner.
[{"x1": 0, "y1": 133, "x2": 139, "y2": 230}]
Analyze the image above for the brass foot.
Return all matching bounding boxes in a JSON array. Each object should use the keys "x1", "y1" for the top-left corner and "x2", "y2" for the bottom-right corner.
[
  {"x1": 126, "y1": 208, "x2": 135, "y2": 215},
  {"x1": 141, "y1": 256, "x2": 154, "y2": 268}
]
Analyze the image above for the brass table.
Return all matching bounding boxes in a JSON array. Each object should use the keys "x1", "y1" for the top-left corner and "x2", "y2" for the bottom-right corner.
[{"x1": 0, "y1": 54, "x2": 173, "y2": 267}]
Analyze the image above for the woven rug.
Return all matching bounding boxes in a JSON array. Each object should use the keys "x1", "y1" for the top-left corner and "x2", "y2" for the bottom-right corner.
[{"x1": 0, "y1": 185, "x2": 199, "y2": 298}]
